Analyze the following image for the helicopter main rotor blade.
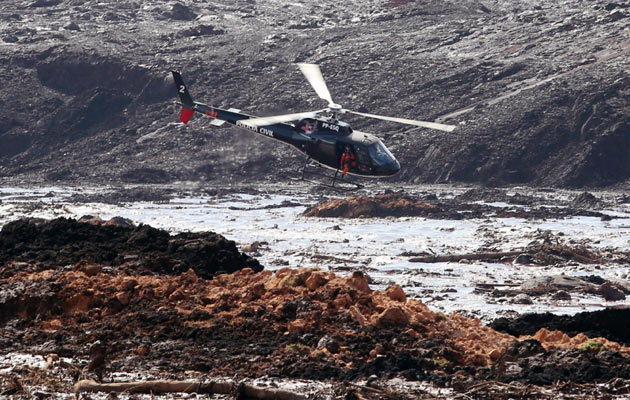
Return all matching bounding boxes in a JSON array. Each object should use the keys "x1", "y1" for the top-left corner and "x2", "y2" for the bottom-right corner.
[
  {"x1": 345, "y1": 109, "x2": 456, "y2": 132},
  {"x1": 241, "y1": 110, "x2": 326, "y2": 127},
  {"x1": 297, "y1": 63, "x2": 335, "y2": 106}
]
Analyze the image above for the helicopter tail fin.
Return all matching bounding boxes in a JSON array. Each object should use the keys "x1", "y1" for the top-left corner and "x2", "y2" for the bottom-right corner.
[
  {"x1": 172, "y1": 70, "x2": 194, "y2": 107},
  {"x1": 179, "y1": 107, "x2": 195, "y2": 124},
  {"x1": 172, "y1": 70, "x2": 195, "y2": 123}
]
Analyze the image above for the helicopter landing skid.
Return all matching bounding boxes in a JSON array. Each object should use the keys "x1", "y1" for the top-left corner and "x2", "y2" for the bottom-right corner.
[{"x1": 295, "y1": 158, "x2": 363, "y2": 191}]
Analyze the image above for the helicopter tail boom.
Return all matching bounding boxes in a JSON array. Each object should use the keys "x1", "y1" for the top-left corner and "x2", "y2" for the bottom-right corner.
[
  {"x1": 171, "y1": 70, "x2": 196, "y2": 124},
  {"x1": 172, "y1": 70, "x2": 194, "y2": 108}
]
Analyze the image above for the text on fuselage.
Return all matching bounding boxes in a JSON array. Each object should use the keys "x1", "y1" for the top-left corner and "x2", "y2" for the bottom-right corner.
[
  {"x1": 322, "y1": 122, "x2": 339, "y2": 132},
  {"x1": 236, "y1": 120, "x2": 274, "y2": 137}
]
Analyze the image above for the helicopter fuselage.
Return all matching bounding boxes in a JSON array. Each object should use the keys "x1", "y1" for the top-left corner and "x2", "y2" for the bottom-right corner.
[{"x1": 185, "y1": 101, "x2": 401, "y2": 177}]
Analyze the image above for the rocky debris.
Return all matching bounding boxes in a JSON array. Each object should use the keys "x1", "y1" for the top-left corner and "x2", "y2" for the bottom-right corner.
[
  {"x1": 66, "y1": 187, "x2": 173, "y2": 204},
  {"x1": 482, "y1": 271, "x2": 628, "y2": 305},
  {"x1": 484, "y1": 337, "x2": 630, "y2": 384},
  {"x1": 571, "y1": 191, "x2": 605, "y2": 209},
  {"x1": 177, "y1": 24, "x2": 224, "y2": 38},
  {"x1": 0, "y1": 217, "x2": 261, "y2": 279},
  {"x1": 510, "y1": 294, "x2": 533, "y2": 305},
  {"x1": 490, "y1": 309, "x2": 630, "y2": 346},
  {"x1": 163, "y1": 3, "x2": 197, "y2": 21},
  {"x1": 455, "y1": 188, "x2": 536, "y2": 205},
  {"x1": 303, "y1": 191, "x2": 615, "y2": 220},
  {"x1": 29, "y1": 0, "x2": 62, "y2": 7},
  {"x1": 303, "y1": 192, "x2": 440, "y2": 218},
  {"x1": 519, "y1": 274, "x2": 628, "y2": 301},
  {"x1": 3, "y1": 262, "x2": 630, "y2": 386}
]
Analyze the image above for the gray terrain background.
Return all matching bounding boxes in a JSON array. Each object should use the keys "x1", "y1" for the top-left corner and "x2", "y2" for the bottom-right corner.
[{"x1": 1, "y1": 0, "x2": 629, "y2": 188}]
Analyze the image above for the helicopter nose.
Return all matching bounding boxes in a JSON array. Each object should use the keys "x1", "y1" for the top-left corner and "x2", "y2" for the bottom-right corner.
[
  {"x1": 391, "y1": 159, "x2": 400, "y2": 175},
  {"x1": 386, "y1": 159, "x2": 401, "y2": 175}
]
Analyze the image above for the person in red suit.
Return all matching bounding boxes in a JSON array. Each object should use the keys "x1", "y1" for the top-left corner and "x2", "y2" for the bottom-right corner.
[{"x1": 340, "y1": 145, "x2": 356, "y2": 175}]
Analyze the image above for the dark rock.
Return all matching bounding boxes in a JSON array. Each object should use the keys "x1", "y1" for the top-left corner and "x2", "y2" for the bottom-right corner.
[
  {"x1": 317, "y1": 335, "x2": 341, "y2": 354},
  {"x1": 3, "y1": 35, "x2": 19, "y2": 43},
  {"x1": 177, "y1": 25, "x2": 224, "y2": 38},
  {"x1": 496, "y1": 339, "x2": 547, "y2": 364},
  {"x1": 165, "y1": 3, "x2": 197, "y2": 21},
  {"x1": 64, "y1": 22, "x2": 80, "y2": 31},
  {"x1": 511, "y1": 293, "x2": 533, "y2": 305},
  {"x1": 120, "y1": 168, "x2": 172, "y2": 184},
  {"x1": 571, "y1": 192, "x2": 603, "y2": 209},
  {"x1": 29, "y1": 0, "x2": 62, "y2": 7},
  {"x1": 0, "y1": 132, "x2": 31, "y2": 158},
  {"x1": 597, "y1": 282, "x2": 626, "y2": 301},
  {"x1": 551, "y1": 290, "x2": 572, "y2": 300},
  {"x1": 513, "y1": 254, "x2": 533, "y2": 265},
  {"x1": 487, "y1": 343, "x2": 630, "y2": 384},
  {"x1": 607, "y1": 10, "x2": 627, "y2": 21}
]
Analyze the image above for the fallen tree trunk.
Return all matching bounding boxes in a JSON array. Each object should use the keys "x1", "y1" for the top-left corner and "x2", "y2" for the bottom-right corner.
[
  {"x1": 408, "y1": 250, "x2": 523, "y2": 263},
  {"x1": 74, "y1": 379, "x2": 308, "y2": 400}
]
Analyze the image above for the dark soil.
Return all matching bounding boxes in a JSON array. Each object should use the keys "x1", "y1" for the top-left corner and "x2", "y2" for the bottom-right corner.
[
  {"x1": 0, "y1": 217, "x2": 261, "y2": 279},
  {"x1": 484, "y1": 339, "x2": 630, "y2": 385},
  {"x1": 490, "y1": 309, "x2": 630, "y2": 346}
]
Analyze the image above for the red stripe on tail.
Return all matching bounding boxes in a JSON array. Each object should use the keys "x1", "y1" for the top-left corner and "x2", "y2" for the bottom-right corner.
[{"x1": 179, "y1": 107, "x2": 194, "y2": 124}]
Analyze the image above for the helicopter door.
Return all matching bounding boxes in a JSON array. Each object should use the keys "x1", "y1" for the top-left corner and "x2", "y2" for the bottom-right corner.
[{"x1": 309, "y1": 138, "x2": 337, "y2": 167}]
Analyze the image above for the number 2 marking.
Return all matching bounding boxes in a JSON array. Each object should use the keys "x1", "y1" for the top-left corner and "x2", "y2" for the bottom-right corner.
[{"x1": 179, "y1": 85, "x2": 186, "y2": 94}]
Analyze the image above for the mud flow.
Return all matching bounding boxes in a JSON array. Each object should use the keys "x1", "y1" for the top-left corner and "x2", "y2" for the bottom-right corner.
[{"x1": 2, "y1": 189, "x2": 630, "y2": 399}]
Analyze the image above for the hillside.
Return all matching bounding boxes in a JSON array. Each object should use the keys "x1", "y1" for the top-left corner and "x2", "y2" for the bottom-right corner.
[{"x1": 0, "y1": 0, "x2": 629, "y2": 187}]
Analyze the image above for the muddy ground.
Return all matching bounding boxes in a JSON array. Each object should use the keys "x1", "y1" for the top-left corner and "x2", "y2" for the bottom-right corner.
[
  {"x1": 2, "y1": 189, "x2": 630, "y2": 399},
  {"x1": 302, "y1": 189, "x2": 619, "y2": 220}
]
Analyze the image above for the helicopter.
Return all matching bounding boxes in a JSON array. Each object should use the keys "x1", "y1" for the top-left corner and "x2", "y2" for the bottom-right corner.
[{"x1": 171, "y1": 64, "x2": 455, "y2": 187}]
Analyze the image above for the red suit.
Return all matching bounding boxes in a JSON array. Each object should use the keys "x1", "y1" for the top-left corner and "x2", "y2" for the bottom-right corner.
[{"x1": 340, "y1": 150, "x2": 356, "y2": 175}]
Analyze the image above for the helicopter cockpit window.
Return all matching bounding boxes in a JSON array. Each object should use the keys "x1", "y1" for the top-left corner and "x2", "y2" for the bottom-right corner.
[
  {"x1": 297, "y1": 120, "x2": 318, "y2": 135},
  {"x1": 368, "y1": 141, "x2": 396, "y2": 166}
]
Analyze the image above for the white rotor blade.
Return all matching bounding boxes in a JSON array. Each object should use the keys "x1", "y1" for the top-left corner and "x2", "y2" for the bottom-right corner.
[
  {"x1": 297, "y1": 63, "x2": 334, "y2": 105},
  {"x1": 240, "y1": 110, "x2": 325, "y2": 127},
  {"x1": 346, "y1": 110, "x2": 456, "y2": 132}
]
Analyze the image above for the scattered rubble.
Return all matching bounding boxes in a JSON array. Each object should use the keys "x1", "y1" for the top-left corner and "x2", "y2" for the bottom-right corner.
[{"x1": 2, "y1": 216, "x2": 630, "y2": 398}]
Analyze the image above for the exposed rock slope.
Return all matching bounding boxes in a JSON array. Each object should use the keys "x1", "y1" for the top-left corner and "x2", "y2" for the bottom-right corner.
[{"x1": 0, "y1": 0, "x2": 629, "y2": 187}]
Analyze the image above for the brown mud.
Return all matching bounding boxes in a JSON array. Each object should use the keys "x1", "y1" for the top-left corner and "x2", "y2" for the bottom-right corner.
[
  {"x1": 303, "y1": 191, "x2": 616, "y2": 220},
  {"x1": 2, "y1": 217, "x2": 630, "y2": 398}
]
